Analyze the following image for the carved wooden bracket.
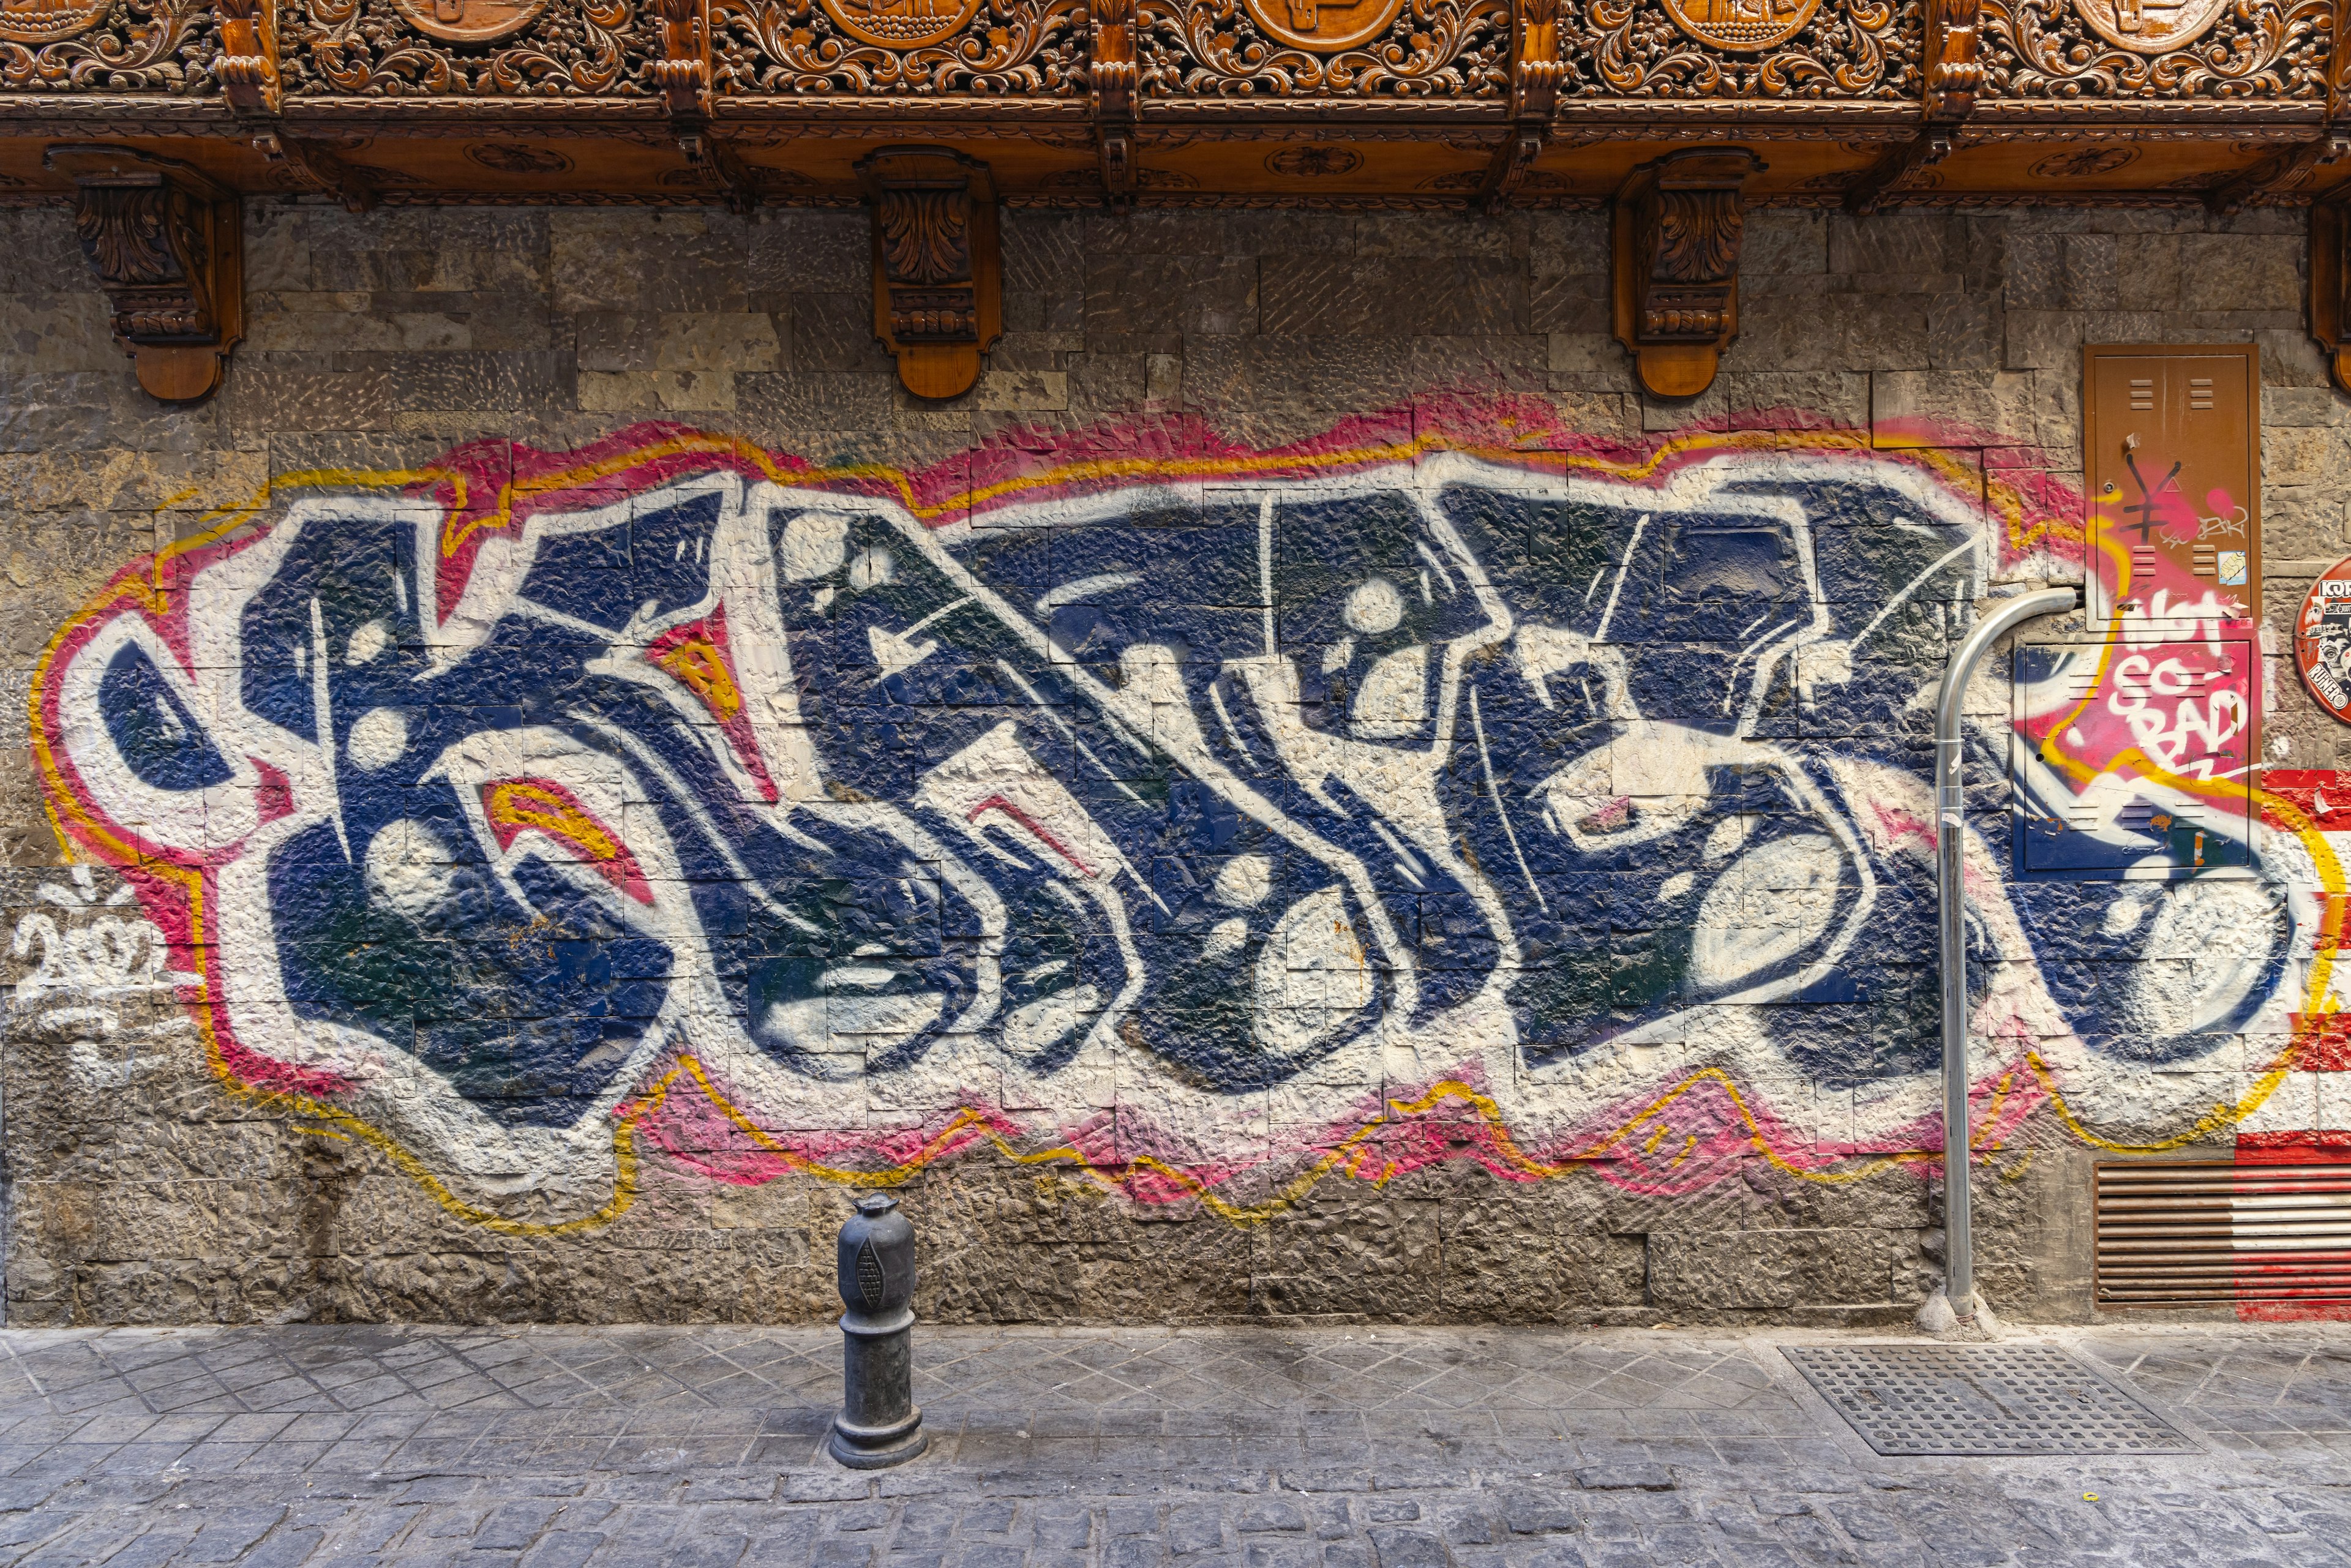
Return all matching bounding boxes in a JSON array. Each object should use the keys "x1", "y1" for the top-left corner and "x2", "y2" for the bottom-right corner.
[
  {"x1": 1092, "y1": 0, "x2": 1138, "y2": 206},
  {"x1": 2311, "y1": 198, "x2": 2351, "y2": 396},
  {"x1": 1611, "y1": 148, "x2": 1759, "y2": 400},
  {"x1": 653, "y1": 0, "x2": 713, "y2": 117},
  {"x1": 2212, "y1": 135, "x2": 2351, "y2": 216},
  {"x1": 44, "y1": 144, "x2": 244, "y2": 405},
  {"x1": 1846, "y1": 130, "x2": 1955, "y2": 216},
  {"x1": 1477, "y1": 0, "x2": 1561, "y2": 209},
  {"x1": 215, "y1": 0, "x2": 282, "y2": 114},
  {"x1": 1921, "y1": 0, "x2": 1984, "y2": 122},
  {"x1": 654, "y1": 0, "x2": 757, "y2": 212},
  {"x1": 861, "y1": 148, "x2": 1001, "y2": 401},
  {"x1": 1846, "y1": 0, "x2": 1974, "y2": 214}
]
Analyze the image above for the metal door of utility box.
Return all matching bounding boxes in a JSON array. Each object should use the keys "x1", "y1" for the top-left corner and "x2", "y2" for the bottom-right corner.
[
  {"x1": 2083, "y1": 344, "x2": 2260, "y2": 628},
  {"x1": 2013, "y1": 640, "x2": 2254, "y2": 877}
]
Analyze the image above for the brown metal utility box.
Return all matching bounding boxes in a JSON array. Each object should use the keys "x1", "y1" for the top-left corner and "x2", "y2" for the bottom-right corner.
[{"x1": 2082, "y1": 344, "x2": 2260, "y2": 628}]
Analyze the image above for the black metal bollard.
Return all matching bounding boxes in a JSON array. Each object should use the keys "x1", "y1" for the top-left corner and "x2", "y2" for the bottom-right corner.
[{"x1": 828, "y1": 1191, "x2": 927, "y2": 1469}]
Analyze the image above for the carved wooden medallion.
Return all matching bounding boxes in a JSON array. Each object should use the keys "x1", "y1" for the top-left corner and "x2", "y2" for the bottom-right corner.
[
  {"x1": 815, "y1": 0, "x2": 984, "y2": 47},
  {"x1": 0, "y1": 0, "x2": 110, "y2": 42},
  {"x1": 2068, "y1": 0, "x2": 2227, "y2": 53},
  {"x1": 389, "y1": 0, "x2": 550, "y2": 44},
  {"x1": 1659, "y1": 0, "x2": 1820, "y2": 51},
  {"x1": 1241, "y1": 0, "x2": 1411, "y2": 52}
]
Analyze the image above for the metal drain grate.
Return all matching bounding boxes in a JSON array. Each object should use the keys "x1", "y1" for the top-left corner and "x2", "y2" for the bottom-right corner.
[{"x1": 1783, "y1": 1345, "x2": 2197, "y2": 1457}]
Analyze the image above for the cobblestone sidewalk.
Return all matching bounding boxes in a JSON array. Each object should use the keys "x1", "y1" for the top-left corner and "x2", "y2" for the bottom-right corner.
[{"x1": 0, "y1": 1321, "x2": 2342, "y2": 1566}]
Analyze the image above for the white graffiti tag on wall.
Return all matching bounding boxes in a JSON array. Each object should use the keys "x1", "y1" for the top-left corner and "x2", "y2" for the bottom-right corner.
[{"x1": 10, "y1": 866, "x2": 198, "y2": 1090}]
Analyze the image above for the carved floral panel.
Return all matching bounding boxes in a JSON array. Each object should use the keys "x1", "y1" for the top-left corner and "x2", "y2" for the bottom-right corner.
[
  {"x1": 1562, "y1": 0, "x2": 1922, "y2": 97},
  {"x1": 1134, "y1": 0, "x2": 1509, "y2": 97},
  {"x1": 710, "y1": 0, "x2": 1087, "y2": 95},
  {"x1": 1978, "y1": 0, "x2": 2328, "y2": 98},
  {"x1": 0, "y1": 0, "x2": 217, "y2": 92},
  {"x1": 279, "y1": 0, "x2": 656, "y2": 96}
]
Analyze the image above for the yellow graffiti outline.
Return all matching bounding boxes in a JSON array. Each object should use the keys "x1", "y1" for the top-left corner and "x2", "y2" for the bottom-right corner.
[
  {"x1": 664, "y1": 1053, "x2": 1937, "y2": 1225},
  {"x1": 20, "y1": 425, "x2": 2290, "y2": 1237}
]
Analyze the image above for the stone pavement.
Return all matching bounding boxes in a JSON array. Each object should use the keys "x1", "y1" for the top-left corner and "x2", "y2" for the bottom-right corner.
[{"x1": 0, "y1": 1321, "x2": 2341, "y2": 1566}]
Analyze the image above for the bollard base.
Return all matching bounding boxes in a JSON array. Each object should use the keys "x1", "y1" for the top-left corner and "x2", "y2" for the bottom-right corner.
[
  {"x1": 828, "y1": 1408, "x2": 928, "y2": 1469},
  {"x1": 1916, "y1": 1288, "x2": 2002, "y2": 1341}
]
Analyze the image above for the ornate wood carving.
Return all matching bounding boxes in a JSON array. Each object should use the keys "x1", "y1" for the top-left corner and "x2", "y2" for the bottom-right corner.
[
  {"x1": 278, "y1": 0, "x2": 650, "y2": 94},
  {"x1": 1976, "y1": 0, "x2": 2326, "y2": 99},
  {"x1": 214, "y1": 0, "x2": 281, "y2": 108},
  {"x1": 0, "y1": 0, "x2": 114, "y2": 42},
  {"x1": 1134, "y1": 0, "x2": 1509, "y2": 97},
  {"x1": 1, "y1": 0, "x2": 215, "y2": 90},
  {"x1": 1240, "y1": 0, "x2": 1403, "y2": 50},
  {"x1": 651, "y1": 0, "x2": 710, "y2": 108},
  {"x1": 711, "y1": 0, "x2": 1085, "y2": 94},
  {"x1": 1613, "y1": 146, "x2": 1757, "y2": 399},
  {"x1": 1662, "y1": 0, "x2": 1817, "y2": 51},
  {"x1": 389, "y1": 0, "x2": 544, "y2": 41},
  {"x1": 2330, "y1": 0, "x2": 2351, "y2": 121},
  {"x1": 45, "y1": 144, "x2": 242, "y2": 403},
  {"x1": 1566, "y1": 0, "x2": 1916, "y2": 98},
  {"x1": 1921, "y1": 0, "x2": 1979, "y2": 116},
  {"x1": 1094, "y1": 0, "x2": 1139, "y2": 203},
  {"x1": 1477, "y1": 0, "x2": 1559, "y2": 206},
  {"x1": 650, "y1": 0, "x2": 762, "y2": 211},
  {"x1": 863, "y1": 147, "x2": 1000, "y2": 400},
  {"x1": 252, "y1": 130, "x2": 379, "y2": 208}
]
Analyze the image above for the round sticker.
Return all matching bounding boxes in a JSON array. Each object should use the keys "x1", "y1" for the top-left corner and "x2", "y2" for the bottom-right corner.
[{"x1": 2295, "y1": 559, "x2": 2351, "y2": 722}]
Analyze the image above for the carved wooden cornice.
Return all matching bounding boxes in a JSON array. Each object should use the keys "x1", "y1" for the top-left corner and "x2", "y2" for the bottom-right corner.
[{"x1": 0, "y1": 0, "x2": 2349, "y2": 208}]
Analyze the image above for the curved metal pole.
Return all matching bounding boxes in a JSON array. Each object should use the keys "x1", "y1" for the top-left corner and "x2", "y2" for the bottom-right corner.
[{"x1": 1934, "y1": 585, "x2": 2078, "y2": 1322}]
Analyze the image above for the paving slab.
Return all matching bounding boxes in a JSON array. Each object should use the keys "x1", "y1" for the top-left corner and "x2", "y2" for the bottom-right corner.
[{"x1": 0, "y1": 1323, "x2": 2339, "y2": 1564}]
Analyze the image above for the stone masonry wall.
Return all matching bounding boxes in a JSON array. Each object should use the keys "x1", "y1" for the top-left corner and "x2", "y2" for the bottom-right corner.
[{"x1": 0, "y1": 199, "x2": 2340, "y2": 1327}]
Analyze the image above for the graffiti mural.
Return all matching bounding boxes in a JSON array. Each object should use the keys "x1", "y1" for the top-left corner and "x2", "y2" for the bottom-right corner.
[{"x1": 30, "y1": 403, "x2": 2339, "y2": 1229}]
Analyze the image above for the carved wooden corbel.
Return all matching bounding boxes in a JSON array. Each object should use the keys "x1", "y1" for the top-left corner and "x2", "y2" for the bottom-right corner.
[
  {"x1": 1611, "y1": 148, "x2": 1758, "y2": 400},
  {"x1": 2311, "y1": 198, "x2": 2351, "y2": 396},
  {"x1": 651, "y1": 0, "x2": 712, "y2": 117},
  {"x1": 1092, "y1": 0, "x2": 1139, "y2": 207},
  {"x1": 861, "y1": 147, "x2": 1001, "y2": 401},
  {"x1": 44, "y1": 144, "x2": 244, "y2": 405},
  {"x1": 1477, "y1": 0, "x2": 1560, "y2": 210},
  {"x1": 213, "y1": 0, "x2": 376, "y2": 211}
]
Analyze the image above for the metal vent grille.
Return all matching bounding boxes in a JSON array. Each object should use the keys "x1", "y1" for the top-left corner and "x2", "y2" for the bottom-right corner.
[
  {"x1": 1783, "y1": 1345, "x2": 2194, "y2": 1456},
  {"x1": 2096, "y1": 1160, "x2": 2351, "y2": 1307}
]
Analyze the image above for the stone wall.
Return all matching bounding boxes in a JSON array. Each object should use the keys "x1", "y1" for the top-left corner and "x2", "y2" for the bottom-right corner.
[{"x1": 0, "y1": 198, "x2": 2338, "y2": 1327}]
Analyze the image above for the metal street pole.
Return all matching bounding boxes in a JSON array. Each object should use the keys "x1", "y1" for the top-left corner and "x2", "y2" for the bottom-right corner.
[{"x1": 1933, "y1": 584, "x2": 2079, "y2": 1327}]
